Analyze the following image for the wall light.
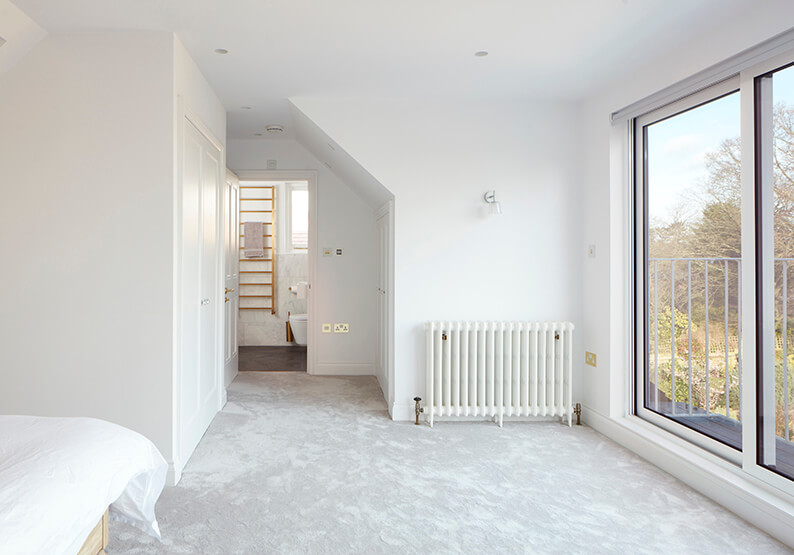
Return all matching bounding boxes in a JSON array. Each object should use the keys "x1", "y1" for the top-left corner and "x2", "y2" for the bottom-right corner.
[{"x1": 483, "y1": 190, "x2": 502, "y2": 215}]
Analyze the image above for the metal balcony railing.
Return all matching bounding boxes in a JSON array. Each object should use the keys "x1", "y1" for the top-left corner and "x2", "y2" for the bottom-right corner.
[
  {"x1": 649, "y1": 257, "x2": 741, "y2": 420},
  {"x1": 648, "y1": 257, "x2": 794, "y2": 445}
]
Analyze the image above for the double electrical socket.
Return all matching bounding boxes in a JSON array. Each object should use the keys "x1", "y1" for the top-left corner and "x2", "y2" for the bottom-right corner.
[{"x1": 322, "y1": 323, "x2": 349, "y2": 333}]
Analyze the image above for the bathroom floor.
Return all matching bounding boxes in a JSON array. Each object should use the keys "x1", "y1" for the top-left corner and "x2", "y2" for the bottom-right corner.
[{"x1": 238, "y1": 346, "x2": 307, "y2": 372}]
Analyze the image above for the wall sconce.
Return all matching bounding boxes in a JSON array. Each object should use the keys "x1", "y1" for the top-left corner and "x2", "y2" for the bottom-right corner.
[{"x1": 483, "y1": 190, "x2": 502, "y2": 215}]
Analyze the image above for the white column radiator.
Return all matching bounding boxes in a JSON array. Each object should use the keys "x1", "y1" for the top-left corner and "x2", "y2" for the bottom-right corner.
[{"x1": 425, "y1": 321, "x2": 575, "y2": 427}]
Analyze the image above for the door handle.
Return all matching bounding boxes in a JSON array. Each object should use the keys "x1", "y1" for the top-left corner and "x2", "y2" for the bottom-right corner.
[
  {"x1": 225, "y1": 288, "x2": 235, "y2": 293},
  {"x1": 225, "y1": 297, "x2": 230, "y2": 303}
]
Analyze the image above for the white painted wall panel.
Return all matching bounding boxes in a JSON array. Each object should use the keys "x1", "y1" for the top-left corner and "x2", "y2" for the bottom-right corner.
[
  {"x1": 0, "y1": 32, "x2": 174, "y2": 455},
  {"x1": 289, "y1": 98, "x2": 582, "y2": 418}
]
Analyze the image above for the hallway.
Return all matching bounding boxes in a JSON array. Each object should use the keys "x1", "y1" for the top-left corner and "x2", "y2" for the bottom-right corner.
[{"x1": 109, "y1": 373, "x2": 787, "y2": 553}]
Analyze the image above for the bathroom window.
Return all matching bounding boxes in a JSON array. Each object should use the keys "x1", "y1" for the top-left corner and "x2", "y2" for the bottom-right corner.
[{"x1": 288, "y1": 183, "x2": 308, "y2": 250}]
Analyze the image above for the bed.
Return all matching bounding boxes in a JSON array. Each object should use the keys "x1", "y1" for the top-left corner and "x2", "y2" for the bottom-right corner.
[{"x1": 0, "y1": 415, "x2": 168, "y2": 554}]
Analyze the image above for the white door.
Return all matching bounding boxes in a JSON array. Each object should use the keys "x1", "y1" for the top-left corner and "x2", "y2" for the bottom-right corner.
[
  {"x1": 223, "y1": 171, "x2": 239, "y2": 387},
  {"x1": 376, "y1": 210, "x2": 390, "y2": 400},
  {"x1": 180, "y1": 116, "x2": 222, "y2": 465}
]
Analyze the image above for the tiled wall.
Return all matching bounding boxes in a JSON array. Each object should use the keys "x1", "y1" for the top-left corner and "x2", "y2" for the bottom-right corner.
[{"x1": 239, "y1": 253, "x2": 307, "y2": 346}]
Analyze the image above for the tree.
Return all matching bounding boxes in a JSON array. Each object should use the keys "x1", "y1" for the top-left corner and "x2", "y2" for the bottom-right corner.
[{"x1": 648, "y1": 103, "x2": 794, "y2": 433}]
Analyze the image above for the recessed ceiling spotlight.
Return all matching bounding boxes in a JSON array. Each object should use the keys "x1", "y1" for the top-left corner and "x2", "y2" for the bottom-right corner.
[
  {"x1": 266, "y1": 124, "x2": 285, "y2": 134},
  {"x1": 214, "y1": 48, "x2": 229, "y2": 55},
  {"x1": 474, "y1": 51, "x2": 489, "y2": 57},
  {"x1": 240, "y1": 106, "x2": 252, "y2": 110},
  {"x1": 254, "y1": 133, "x2": 264, "y2": 137}
]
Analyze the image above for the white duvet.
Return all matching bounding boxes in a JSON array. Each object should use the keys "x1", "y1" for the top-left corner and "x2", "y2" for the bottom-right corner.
[{"x1": 0, "y1": 415, "x2": 167, "y2": 555}]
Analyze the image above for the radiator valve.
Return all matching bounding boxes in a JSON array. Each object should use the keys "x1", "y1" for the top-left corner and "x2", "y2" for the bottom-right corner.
[
  {"x1": 574, "y1": 403, "x2": 582, "y2": 425},
  {"x1": 413, "y1": 396, "x2": 424, "y2": 425}
]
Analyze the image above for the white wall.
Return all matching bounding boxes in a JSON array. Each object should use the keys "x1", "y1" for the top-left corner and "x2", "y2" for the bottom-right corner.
[
  {"x1": 578, "y1": 2, "x2": 794, "y2": 420},
  {"x1": 290, "y1": 98, "x2": 582, "y2": 418},
  {"x1": 0, "y1": 31, "x2": 226, "y2": 476},
  {"x1": 174, "y1": 37, "x2": 226, "y2": 147},
  {"x1": 0, "y1": 32, "x2": 175, "y2": 455},
  {"x1": 227, "y1": 139, "x2": 378, "y2": 375},
  {"x1": 0, "y1": 0, "x2": 47, "y2": 78}
]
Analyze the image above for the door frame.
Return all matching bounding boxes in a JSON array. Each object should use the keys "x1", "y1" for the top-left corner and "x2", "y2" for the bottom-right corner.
[
  {"x1": 173, "y1": 97, "x2": 225, "y2": 484},
  {"x1": 376, "y1": 200, "x2": 395, "y2": 413},
  {"x1": 235, "y1": 170, "x2": 318, "y2": 373},
  {"x1": 223, "y1": 169, "x2": 240, "y2": 387}
]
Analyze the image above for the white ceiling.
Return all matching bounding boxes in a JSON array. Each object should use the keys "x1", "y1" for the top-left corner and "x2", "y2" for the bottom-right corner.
[{"x1": 9, "y1": 0, "x2": 760, "y2": 140}]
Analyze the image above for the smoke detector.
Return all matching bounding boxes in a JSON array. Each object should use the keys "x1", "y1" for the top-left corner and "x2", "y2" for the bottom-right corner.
[{"x1": 266, "y1": 124, "x2": 284, "y2": 134}]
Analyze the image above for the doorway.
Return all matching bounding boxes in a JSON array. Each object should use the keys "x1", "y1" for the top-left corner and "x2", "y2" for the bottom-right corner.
[{"x1": 233, "y1": 171, "x2": 317, "y2": 373}]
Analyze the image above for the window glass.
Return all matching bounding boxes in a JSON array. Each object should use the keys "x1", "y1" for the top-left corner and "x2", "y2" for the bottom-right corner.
[
  {"x1": 643, "y1": 91, "x2": 742, "y2": 449},
  {"x1": 290, "y1": 188, "x2": 308, "y2": 249}
]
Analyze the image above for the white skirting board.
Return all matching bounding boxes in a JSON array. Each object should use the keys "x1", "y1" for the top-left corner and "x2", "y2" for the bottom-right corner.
[
  {"x1": 313, "y1": 362, "x2": 375, "y2": 376},
  {"x1": 390, "y1": 402, "x2": 414, "y2": 421},
  {"x1": 584, "y1": 406, "x2": 794, "y2": 547},
  {"x1": 166, "y1": 462, "x2": 182, "y2": 487}
]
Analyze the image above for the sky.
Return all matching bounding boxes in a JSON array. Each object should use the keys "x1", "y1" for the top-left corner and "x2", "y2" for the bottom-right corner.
[{"x1": 647, "y1": 64, "x2": 794, "y2": 226}]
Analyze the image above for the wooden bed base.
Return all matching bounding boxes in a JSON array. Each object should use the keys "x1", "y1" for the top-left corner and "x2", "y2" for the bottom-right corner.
[{"x1": 77, "y1": 509, "x2": 109, "y2": 555}]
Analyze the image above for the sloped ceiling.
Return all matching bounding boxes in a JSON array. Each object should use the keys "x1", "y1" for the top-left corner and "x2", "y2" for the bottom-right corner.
[{"x1": 290, "y1": 101, "x2": 392, "y2": 209}]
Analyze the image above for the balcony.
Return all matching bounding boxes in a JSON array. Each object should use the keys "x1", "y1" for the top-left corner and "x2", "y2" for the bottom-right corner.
[{"x1": 647, "y1": 257, "x2": 794, "y2": 477}]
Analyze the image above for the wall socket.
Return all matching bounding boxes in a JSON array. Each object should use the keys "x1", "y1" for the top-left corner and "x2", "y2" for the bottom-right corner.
[
  {"x1": 585, "y1": 351, "x2": 597, "y2": 367},
  {"x1": 334, "y1": 323, "x2": 349, "y2": 333},
  {"x1": 321, "y1": 323, "x2": 331, "y2": 333}
]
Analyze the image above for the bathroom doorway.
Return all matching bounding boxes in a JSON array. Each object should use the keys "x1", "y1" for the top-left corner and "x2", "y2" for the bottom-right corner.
[{"x1": 234, "y1": 171, "x2": 316, "y2": 373}]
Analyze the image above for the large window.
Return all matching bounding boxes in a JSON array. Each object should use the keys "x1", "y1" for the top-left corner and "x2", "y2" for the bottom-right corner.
[
  {"x1": 634, "y1": 54, "x2": 794, "y2": 484},
  {"x1": 636, "y1": 81, "x2": 743, "y2": 454}
]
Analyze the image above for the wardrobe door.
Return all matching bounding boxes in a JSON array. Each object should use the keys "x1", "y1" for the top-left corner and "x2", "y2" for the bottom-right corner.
[{"x1": 179, "y1": 115, "x2": 222, "y2": 466}]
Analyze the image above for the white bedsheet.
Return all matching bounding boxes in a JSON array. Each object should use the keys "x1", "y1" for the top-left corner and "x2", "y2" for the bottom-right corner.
[{"x1": 0, "y1": 415, "x2": 167, "y2": 554}]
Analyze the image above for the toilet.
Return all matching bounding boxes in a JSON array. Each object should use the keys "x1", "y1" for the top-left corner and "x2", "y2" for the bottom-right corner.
[{"x1": 289, "y1": 313, "x2": 308, "y2": 346}]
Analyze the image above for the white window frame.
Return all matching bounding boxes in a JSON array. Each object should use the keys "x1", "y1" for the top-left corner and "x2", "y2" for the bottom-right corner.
[
  {"x1": 631, "y1": 47, "x2": 794, "y2": 498},
  {"x1": 633, "y1": 76, "x2": 742, "y2": 466},
  {"x1": 739, "y1": 49, "x2": 794, "y2": 494}
]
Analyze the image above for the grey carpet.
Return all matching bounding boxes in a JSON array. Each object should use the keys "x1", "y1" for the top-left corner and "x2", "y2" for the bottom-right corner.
[
  {"x1": 109, "y1": 373, "x2": 791, "y2": 554},
  {"x1": 239, "y1": 346, "x2": 307, "y2": 372}
]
